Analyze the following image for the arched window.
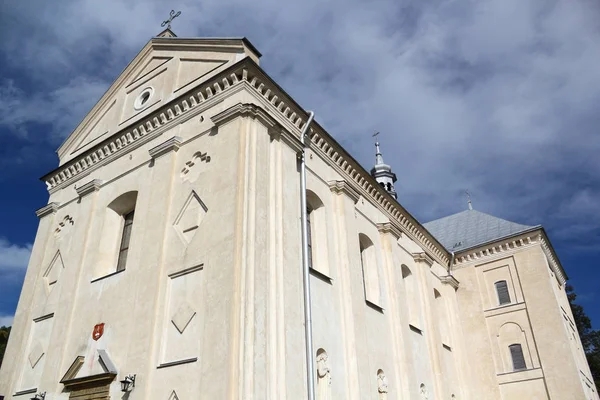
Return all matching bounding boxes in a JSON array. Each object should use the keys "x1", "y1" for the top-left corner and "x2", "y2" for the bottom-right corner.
[
  {"x1": 497, "y1": 322, "x2": 531, "y2": 372},
  {"x1": 509, "y1": 343, "x2": 526, "y2": 371},
  {"x1": 306, "y1": 191, "x2": 330, "y2": 277},
  {"x1": 434, "y1": 289, "x2": 450, "y2": 345},
  {"x1": 95, "y1": 191, "x2": 138, "y2": 278},
  {"x1": 307, "y1": 205, "x2": 314, "y2": 270},
  {"x1": 117, "y1": 209, "x2": 135, "y2": 271},
  {"x1": 495, "y1": 280, "x2": 511, "y2": 305},
  {"x1": 402, "y1": 264, "x2": 421, "y2": 328},
  {"x1": 359, "y1": 234, "x2": 382, "y2": 309}
]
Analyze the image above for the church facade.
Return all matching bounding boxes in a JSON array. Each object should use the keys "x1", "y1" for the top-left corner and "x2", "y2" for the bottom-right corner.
[{"x1": 0, "y1": 30, "x2": 597, "y2": 400}]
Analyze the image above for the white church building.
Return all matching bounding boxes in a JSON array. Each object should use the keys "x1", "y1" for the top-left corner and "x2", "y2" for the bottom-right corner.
[{"x1": 0, "y1": 28, "x2": 597, "y2": 400}]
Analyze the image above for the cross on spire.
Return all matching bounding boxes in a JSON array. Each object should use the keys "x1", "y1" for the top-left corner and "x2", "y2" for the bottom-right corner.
[
  {"x1": 465, "y1": 190, "x2": 473, "y2": 210},
  {"x1": 373, "y1": 131, "x2": 383, "y2": 165},
  {"x1": 161, "y1": 10, "x2": 181, "y2": 30}
]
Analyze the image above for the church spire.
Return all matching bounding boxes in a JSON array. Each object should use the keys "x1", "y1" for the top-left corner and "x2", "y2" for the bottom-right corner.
[{"x1": 370, "y1": 132, "x2": 397, "y2": 199}]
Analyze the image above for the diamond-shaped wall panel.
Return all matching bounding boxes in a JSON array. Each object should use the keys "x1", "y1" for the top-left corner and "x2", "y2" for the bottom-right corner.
[
  {"x1": 171, "y1": 301, "x2": 196, "y2": 334},
  {"x1": 43, "y1": 251, "x2": 65, "y2": 289},
  {"x1": 173, "y1": 191, "x2": 207, "y2": 244},
  {"x1": 28, "y1": 341, "x2": 44, "y2": 369}
]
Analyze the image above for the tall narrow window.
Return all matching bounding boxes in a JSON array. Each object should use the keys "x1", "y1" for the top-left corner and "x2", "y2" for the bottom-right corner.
[
  {"x1": 116, "y1": 210, "x2": 135, "y2": 271},
  {"x1": 509, "y1": 343, "x2": 526, "y2": 371},
  {"x1": 306, "y1": 206, "x2": 313, "y2": 269},
  {"x1": 359, "y1": 234, "x2": 382, "y2": 309},
  {"x1": 495, "y1": 280, "x2": 511, "y2": 305}
]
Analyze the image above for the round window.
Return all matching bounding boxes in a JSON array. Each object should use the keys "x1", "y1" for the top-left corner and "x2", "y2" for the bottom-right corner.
[{"x1": 134, "y1": 87, "x2": 154, "y2": 110}]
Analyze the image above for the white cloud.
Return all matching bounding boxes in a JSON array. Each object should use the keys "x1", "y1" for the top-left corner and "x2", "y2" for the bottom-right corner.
[
  {"x1": 1, "y1": 0, "x2": 600, "y2": 249},
  {"x1": 0, "y1": 238, "x2": 32, "y2": 271},
  {"x1": 0, "y1": 315, "x2": 14, "y2": 327}
]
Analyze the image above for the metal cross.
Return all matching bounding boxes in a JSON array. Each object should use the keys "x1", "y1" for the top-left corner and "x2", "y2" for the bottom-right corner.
[
  {"x1": 372, "y1": 131, "x2": 380, "y2": 138},
  {"x1": 161, "y1": 10, "x2": 181, "y2": 30},
  {"x1": 465, "y1": 190, "x2": 473, "y2": 210}
]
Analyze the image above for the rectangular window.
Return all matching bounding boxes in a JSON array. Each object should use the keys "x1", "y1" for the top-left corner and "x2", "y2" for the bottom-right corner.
[
  {"x1": 509, "y1": 343, "x2": 526, "y2": 371},
  {"x1": 495, "y1": 280, "x2": 511, "y2": 305},
  {"x1": 116, "y1": 210, "x2": 135, "y2": 272}
]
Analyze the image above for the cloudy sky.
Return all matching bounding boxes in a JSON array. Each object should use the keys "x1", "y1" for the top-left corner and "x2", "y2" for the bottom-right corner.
[{"x1": 0, "y1": 0, "x2": 599, "y2": 328}]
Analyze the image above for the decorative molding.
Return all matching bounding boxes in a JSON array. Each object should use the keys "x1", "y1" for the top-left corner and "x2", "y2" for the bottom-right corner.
[
  {"x1": 412, "y1": 252, "x2": 434, "y2": 266},
  {"x1": 14, "y1": 388, "x2": 37, "y2": 396},
  {"x1": 452, "y1": 230, "x2": 566, "y2": 286},
  {"x1": 328, "y1": 180, "x2": 360, "y2": 204},
  {"x1": 149, "y1": 136, "x2": 182, "y2": 158},
  {"x1": 33, "y1": 313, "x2": 54, "y2": 323},
  {"x1": 377, "y1": 222, "x2": 403, "y2": 239},
  {"x1": 539, "y1": 234, "x2": 567, "y2": 285},
  {"x1": 157, "y1": 357, "x2": 198, "y2": 369},
  {"x1": 41, "y1": 58, "x2": 449, "y2": 266},
  {"x1": 168, "y1": 263, "x2": 204, "y2": 279},
  {"x1": 75, "y1": 179, "x2": 103, "y2": 197},
  {"x1": 440, "y1": 275, "x2": 460, "y2": 290},
  {"x1": 97, "y1": 350, "x2": 118, "y2": 374},
  {"x1": 36, "y1": 202, "x2": 59, "y2": 218},
  {"x1": 211, "y1": 102, "x2": 276, "y2": 129}
]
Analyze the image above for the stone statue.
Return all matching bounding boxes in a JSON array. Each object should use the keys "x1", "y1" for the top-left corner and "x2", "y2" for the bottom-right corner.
[
  {"x1": 316, "y1": 350, "x2": 331, "y2": 400},
  {"x1": 377, "y1": 370, "x2": 388, "y2": 399},
  {"x1": 419, "y1": 383, "x2": 428, "y2": 400}
]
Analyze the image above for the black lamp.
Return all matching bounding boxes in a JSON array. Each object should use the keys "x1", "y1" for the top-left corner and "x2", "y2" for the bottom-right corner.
[{"x1": 120, "y1": 374, "x2": 136, "y2": 392}]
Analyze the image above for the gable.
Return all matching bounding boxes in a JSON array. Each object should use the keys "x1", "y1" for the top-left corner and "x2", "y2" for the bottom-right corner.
[{"x1": 57, "y1": 37, "x2": 260, "y2": 166}]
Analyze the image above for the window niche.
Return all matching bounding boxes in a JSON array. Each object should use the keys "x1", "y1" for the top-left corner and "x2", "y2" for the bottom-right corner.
[
  {"x1": 497, "y1": 322, "x2": 531, "y2": 373},
  {"x1": 434, "y1": 288, "x2": 451, "y2": 346},
  {"x1": 306, "y1": 190, "x2": 331, "y2": 279},
  {"x1": 359, "y1": 233, "x2": 383, "y2": 310},
  {"x1": 402, "y1": 264, "x2": 421, "y2": 329},
  {"x1": 93, "y1": 191, "x2": 138, "y2": 281}
]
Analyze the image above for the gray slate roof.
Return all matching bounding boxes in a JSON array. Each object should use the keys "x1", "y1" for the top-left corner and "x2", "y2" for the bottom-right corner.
[{"x1": 423, "y1": 210, "x2": 538, "y2": 252}]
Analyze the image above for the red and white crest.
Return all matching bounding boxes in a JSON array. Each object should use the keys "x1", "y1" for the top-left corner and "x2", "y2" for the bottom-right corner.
[{"x1": 92, "y1": 323, "x2": 105, "y2": 341}]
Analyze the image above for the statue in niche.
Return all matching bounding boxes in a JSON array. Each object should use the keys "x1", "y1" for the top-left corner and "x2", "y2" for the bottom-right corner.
[
  {"x1": 377, "y1": 369, "x2": 388, "y2": 399},
  {"x1": 316, "y1": 349, "x2": 331, "y2": 400},
  {"x1": 419, "y1": 383, "x2": 428, "y2": 400}
]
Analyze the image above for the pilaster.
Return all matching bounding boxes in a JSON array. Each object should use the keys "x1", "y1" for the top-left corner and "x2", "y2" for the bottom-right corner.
[
  {"x1": 141, "y1": 136, "x2": 181, "y2": 400},
  {"x1": 329, "y1": 180, "x2": 361, "y2": 400},
  {"x1": 377, "y1": 223, "x2": 411, "y2": 399},
  {"x1": 412, "y1": 252, "x2": 445, "y2": 399}
]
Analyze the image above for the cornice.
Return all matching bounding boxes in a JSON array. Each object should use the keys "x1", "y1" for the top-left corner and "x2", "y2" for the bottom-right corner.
[
  {"x1": 41, "y1": 56, "x2": 449, "y2": 266},
  {"x1": 36, "y1": 202, "x2": 60, "y2": 218},
  {"x1": 212, "y1": 102, "x2": 276, "y2": 128},
  {"x1": 453, "y1": 229, "x2": 567, "y2": 286},
  {"x1": 412, "y1": 252, "x2": 434, "y2": 266},
  {"x1": 440, "y1": 275, "x2": 460, "y2": 290},
  {"x1": 539, "y1": 233, "x2": 567, "y2": 285},
  {"x1": 328, "y1": 180, "x2": 360, "y2": 204},
  {"x1": 149, "y1": 136, "x2": 182, "y2": 158},
  {"x1": 377, "y1": 222, "x2": 403, "y2": 239},
  {"x1": 75, "y1": 179, "x2": 103, "y2": 198}
]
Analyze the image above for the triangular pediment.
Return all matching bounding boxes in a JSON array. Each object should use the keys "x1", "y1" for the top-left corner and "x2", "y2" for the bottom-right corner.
[
  {"x1": 60, "y1": 350, "x2": 118, "y2": 386},
  {"x1": 57, "y1": 37, "x2": 261, "y2": 166}
]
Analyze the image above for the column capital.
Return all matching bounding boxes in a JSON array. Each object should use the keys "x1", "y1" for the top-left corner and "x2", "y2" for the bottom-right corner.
[
  {"x1": 412, "y1": 252, "x2": 434, "y2": 267},
  {"x1": 36, "y1": 202, "x2": 60, "y2": 219},
  {"x1": 440, "y1": 275, "x2": 460, "y2": 290},
  {"x1": 328, "y1": 180, "x2": 360, "y2": 204},
  {"x1": 75, "y1": 179, "x2": 103, "y2": 198},
  {"x1": 377, "y1": 222, "x2": 402, "y2": 239},
  {"x1": 149, "y1": 136, "x2": 182, "y2": 159}
]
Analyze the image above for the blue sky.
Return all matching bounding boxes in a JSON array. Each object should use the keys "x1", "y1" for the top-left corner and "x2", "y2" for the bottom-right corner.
[{"x1": 0, "y1": 0, "x2": 599, "y2": 328}]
